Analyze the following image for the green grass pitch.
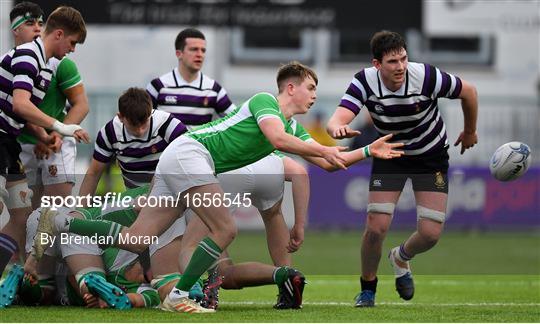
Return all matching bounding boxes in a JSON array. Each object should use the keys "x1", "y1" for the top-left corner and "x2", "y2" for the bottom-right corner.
[{"x1": 1, "y1": 230, "x2": 539, "y2": 322}]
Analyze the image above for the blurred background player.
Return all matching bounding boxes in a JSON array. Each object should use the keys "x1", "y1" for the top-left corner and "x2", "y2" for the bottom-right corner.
[
  {"x1": 146, "y1": 28, "x2": 236, "y2": 129},
  {"x1": 327, "y1": 30, "x2": 478, "y2": 307}
]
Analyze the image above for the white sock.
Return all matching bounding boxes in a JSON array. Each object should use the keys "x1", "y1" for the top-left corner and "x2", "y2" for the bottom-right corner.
[
  {"x1": 390, "y1": 248, "x2": 410, "y2": 277},
  {"x1": 168, "y1": 288, "x2": 189, "y2": 301}
]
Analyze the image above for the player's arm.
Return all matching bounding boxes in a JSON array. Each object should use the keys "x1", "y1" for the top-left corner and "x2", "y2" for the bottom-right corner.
[
  {"x1": 78, "y1": 158, "x2": 108, "y2": 203},
  {"x1": 454, "y1": 79, "x2": 479, "y2": 154},
  {"x1": 302, "y1": 134, "x2": 404, "y2": 171},
  {"x1": 259, "y1": 118, "x2": 348, "y2": 170},
  {"x1": 56, "y1": 83, "x2": 90, "y2": 143},
  {"x1": 326, "y1": 107, "x2": 361, "y2": 139},
  {"x1": 24, "y1": 122, "x2": 53, "y2": 143},
  {"x1": 41, "y1": 84, "x2": 89, "y2": 154},
  {"x1": 283, "y1": 157, "x2": 308, "y2": 253},
  {"x1": 58, "y1": 58, "x2": 89, "y2": 125},
  {"x1": 13, "y1": 88, "x2": 57, "y2": 129},
  {"x1": 63, "y1": 84, "x2": 89, "y2": 125},
  {"x1": 12, "y1": 89, "x2": 88, "y2": 141}
]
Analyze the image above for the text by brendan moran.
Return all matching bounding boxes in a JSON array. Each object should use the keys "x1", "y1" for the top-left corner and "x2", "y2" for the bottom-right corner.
[{"x1": 38, "y1": 232, "x2": 159, "y2": 246}]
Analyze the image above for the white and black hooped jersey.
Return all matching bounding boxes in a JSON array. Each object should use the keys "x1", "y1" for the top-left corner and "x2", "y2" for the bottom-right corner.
[
  {"x1": 146, "y1": 69, "x2": 235, "y2": 129},
  {"x1": 0, "y1": 38, "x2": 52, "y2": 136},
  {"x1": 340, "y1": 62, "x2": 462, "y2": 156},
  {"x1": 93, "y1": 110, "x2": 187, "y2": 188}
]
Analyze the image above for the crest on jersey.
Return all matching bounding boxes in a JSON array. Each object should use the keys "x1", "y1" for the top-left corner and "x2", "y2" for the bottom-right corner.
[
  {"x1": 48, "y1": 165, "x2": 58, "y2": 177},
  {"x1": 203, "y1": 97, "x2": 209, "y2": 107},
  {"x1": 151, "y1": 145, "x2": 157, "y2": 154},
  {"x1": 434, "y1": 171, "x2": 445, "y2": 189},
  {"x1": 374, "y1": 104, "x2": 384, "y2": 113}
]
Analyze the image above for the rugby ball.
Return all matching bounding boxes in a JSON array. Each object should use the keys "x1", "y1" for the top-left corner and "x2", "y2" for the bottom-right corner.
[{"x1": 489, "y1": 142, "x2": 532, "y2": 181}]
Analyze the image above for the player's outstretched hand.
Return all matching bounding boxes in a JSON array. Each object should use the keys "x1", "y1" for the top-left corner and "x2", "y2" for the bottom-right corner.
[
  {"x1": 322, "y1": 146, "x2": 348, "y2": 169},
  {"x1": 287, "y1": 224, "x2": 304, "y2": 253},
  {"x1": 369, "y1": 134, "x2": 404, "y2": 159},
  {"x1": 454, "y1": 131, "x2": 478, "y2": 154},
  {"x1": 330, "y1": 125, "x2": 361, "y2": 139}
]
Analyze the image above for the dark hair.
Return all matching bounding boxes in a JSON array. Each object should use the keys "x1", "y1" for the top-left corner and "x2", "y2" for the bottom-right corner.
[
  {"x1": 118, "y1": 88, "x2": 152, "y2": 126},
  {"x1": 370, "y1": 30, "x2": 407, "y2": 62},
  {"x1": 44, "y1": 6, "x2": 86, "y2": 43},
  {"x1": 175, "y1": 28, "x2": 205, "y2": 50},
  {"x1": 10, "y1": 1, "x2": 43, "y2": 22},
  {"x1": 276, "y1": 61, "x2": 318, "y2": 93}
]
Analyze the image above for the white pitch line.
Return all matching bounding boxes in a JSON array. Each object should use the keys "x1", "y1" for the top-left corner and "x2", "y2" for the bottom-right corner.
[
  {"x1": 305, "y1": 279, "x2": 539, "y2": 286},
  {"x1": 221, "y1": 301, "x2": 540, "y2": 307}
]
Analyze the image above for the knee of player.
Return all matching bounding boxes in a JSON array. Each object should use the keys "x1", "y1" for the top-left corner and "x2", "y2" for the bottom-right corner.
[
  {"x1": 417, "y1": 207, "x2": 445, "y2": 242},
  {"x1": 419, "y1": 230, "x2": 441, "y2": 246},
  {"x1": 418, "y1": 226, "x2": 443, "y2": 245}
]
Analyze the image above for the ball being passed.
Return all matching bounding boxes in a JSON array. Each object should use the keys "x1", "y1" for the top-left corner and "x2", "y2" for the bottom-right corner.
[{"x1": 489, "y1": 142, "x2": 532, "y2": 181}]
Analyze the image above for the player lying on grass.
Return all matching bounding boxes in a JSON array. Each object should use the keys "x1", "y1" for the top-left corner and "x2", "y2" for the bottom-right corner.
[
  {"x1": 31, "y1": 61, "x2": 404, "y2": 313},
  {"x1": 19, "y1": 186, "x2": 158, "y2": 308},
  {"x1": 1, "y1": 204, "x2": 139, "y2": 308}
]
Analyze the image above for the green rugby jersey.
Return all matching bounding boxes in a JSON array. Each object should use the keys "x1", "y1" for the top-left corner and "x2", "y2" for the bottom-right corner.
[
  {"x1": 188, "y1": 92, "x2": 311, "y2": 173},
  {"x1": 18, "y1": 57, "x2": 82, "y2": 144}
]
